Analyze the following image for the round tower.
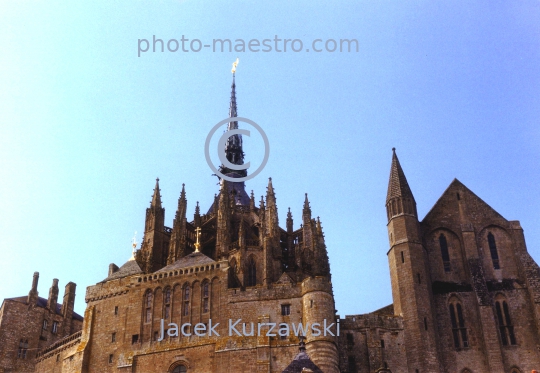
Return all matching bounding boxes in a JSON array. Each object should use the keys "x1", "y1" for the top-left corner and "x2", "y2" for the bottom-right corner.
[{"x1": 301, "y1": 276, "x2": 339, "y2": 373}]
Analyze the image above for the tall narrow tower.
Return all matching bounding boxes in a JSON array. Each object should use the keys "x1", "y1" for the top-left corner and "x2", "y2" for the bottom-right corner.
[{"x1": 386, "y1": 149, "x2": 441, "y2": 373}]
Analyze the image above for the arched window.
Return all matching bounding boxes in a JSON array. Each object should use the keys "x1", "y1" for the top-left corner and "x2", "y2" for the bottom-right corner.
[
  {"x1": 171, "y1": 365, "x2": 187, "y2": 373},
  {"x1": 164, "y1": 288, "x2": 171, "y2": 319},
  {"x1": 439, "y1": 234, "x2": 451, "y2": 272},
  {"x1": 202, "y1": 282, "x2": 209, "y2": 313},
  {"x1": 510, "y1": 368, "x2": 521, "y2": 373},
  {"x1": 488, "y1": 232, "x2": 500, "y2": 269},
  {"x1": 246, "y1": 256, "x2": 257, "y2": 287},
  {"x1": 449, "y1": 299, "x2": 468, "y2": 349},
  {"x1": 495, "y1": 298, "x2": 516, "y2": 345},
  {"x1": 145, "y1": 291, "x2": 153, "y2": 323},
  {"x1": 183, "y1": 285, "x2": 190, "y2": 316}
]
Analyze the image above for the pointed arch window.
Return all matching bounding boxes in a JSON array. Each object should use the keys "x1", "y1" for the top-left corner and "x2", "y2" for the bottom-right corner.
[
  {"x1": 164, "y1": 288, "x2": 171, "y2": 319},
  {"x1": 145, "y1": 291, "x2": 153, "y2": 323},
  {"x1": 488, "y1": 232, "x2": 500, "y2": 269},
  {"x1": 183, "y1": 285, "x2": 190, "y2": 316},
  {"x1": 449, "y1": 300, "x2": 468, "y2": 348},
  {"x1": 439, "y1": 234, "x2": 451, "y2": 272},
  {"x1": 495, "y1": 298, "x2": 516, "y2": 345},
  {"x1": 246, "y1": 256, "x2": 257, "y2": 287}
]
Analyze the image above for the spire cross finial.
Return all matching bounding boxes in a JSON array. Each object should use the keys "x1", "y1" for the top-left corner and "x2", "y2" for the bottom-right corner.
[
  {"x1": 194, "y1": 227, "x2": 202, "y2": 252},
  {"x1": 298, "y1": 335, "x2": 307, "y2": 351}
]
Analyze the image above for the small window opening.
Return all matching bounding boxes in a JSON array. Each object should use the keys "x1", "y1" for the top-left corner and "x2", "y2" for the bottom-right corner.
[
  {"x1": 401, "y1": 251, "x2": 404, "y2": 263},
  {"x1": 281, "y1": 304, "x2": 291, "y2": 316}
]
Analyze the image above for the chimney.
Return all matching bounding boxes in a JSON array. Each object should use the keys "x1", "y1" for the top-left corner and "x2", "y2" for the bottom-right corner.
[
  {"x1": 47, "y1": 279, "x2": 59, "y2": 312},
  {"x1": 108, "y1": 263, "x2": 119, "y2": 277},
  {"x1": 60, "y1": 282, "x2": 77, "y2": 334},
  {"x1": 27, "y1": 272, "x2": 39, "y2": 305}
]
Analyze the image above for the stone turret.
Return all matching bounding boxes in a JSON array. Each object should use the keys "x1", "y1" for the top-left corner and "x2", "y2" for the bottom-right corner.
[
  {"x1": 301, "y1": 276, "x2": 339, "y2": 373},
  {"x1": 386, "y1": 148, "x2": 441, "y2": 372}
]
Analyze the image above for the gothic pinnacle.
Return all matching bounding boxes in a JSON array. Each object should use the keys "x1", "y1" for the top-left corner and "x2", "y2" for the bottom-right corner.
[
  {"x1": 316, "y1": 216, "x2": 323, "y2": 236},
  {"x1": 250, "y1": 190, "x2": 255, "y2": 210},
  {"x1": 151, "y1": 178, "x2": 162, "y2": 208},
  {"x1": 303, "y1": 193, "x2": 311, "y2": 215}
]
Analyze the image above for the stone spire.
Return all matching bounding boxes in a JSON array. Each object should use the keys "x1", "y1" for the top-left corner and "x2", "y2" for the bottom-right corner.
[
  {"x1": 302, "y1": 194, "x2": 315, "y2": 253},
  {"x1": 194, "y1": 201, "x2": 201, "y2": 227},
  {"x1": 386, "y1": 148, "x2": 417, "y2": 221},
  {"x1": 169, "y1": 184, "x2": 188, "y2": 264},
  {"x1": 249, "y1": 190, "x2": 256, "y2": 211},
  {"x1": 266, "y1": 178, "x2": 279, "y2": 238},
  {"x1": 303, "y1": 193, "x2": 311, "y2": 219},
  {"x1": 286, "y1": 207, "x2": 293, "y2": 233},
  {"x1": 141, "y1": 178, "x2": 166, "y2": 272},
  {"x1": 220, "y1": 63, "x2": 246, "y2": 177},
  {"x1": 176, "y1": 183, "x2": 187, "y2": 221},
  {"x1": 386, "y1": 148, "x2": 415, "y2": 204},
  {"x1": 313, "y1": 217, "x2": 330, "y2": 278},
  {"x1": 151, "y1": 178, "x2": 162, "y2": 208}
]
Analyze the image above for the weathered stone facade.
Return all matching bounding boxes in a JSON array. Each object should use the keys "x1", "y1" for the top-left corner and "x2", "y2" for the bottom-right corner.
[
  {"x1": 0, "y1": 273, "x2": 83, "y2": 373},
  {"x1": 4, "y1": 76, "x2": 540, "y2": 372}
]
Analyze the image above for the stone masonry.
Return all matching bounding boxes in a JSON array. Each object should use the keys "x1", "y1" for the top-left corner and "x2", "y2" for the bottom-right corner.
[{"x1": 3, "y1": 75, "x2": 540, "y2": 373}]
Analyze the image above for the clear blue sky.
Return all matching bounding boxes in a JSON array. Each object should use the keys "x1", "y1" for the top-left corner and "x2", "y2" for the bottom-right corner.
[{"x1": 0, "y1": 1, "x2": 539, "y2": 316}]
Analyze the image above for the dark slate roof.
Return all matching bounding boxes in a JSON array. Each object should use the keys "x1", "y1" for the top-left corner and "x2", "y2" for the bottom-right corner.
[
  {"x1": 5, "y1": 296, "x2": 84, "y2": 321},
  {"x1": 282, "y1": 351, "x2": 323, "y2": 373},
  {"x1": 102, "y1": 259, "x2": 143, "y2": 282},
  {"x1": 207, "y1": 177, "x2": 250, "y2": 214},
  {"x1": 386, "y1": 149, "x2": 414, "y2": 203},
  {"x1": 157, "y1": 251, "x2": 216, "y2": 273}
]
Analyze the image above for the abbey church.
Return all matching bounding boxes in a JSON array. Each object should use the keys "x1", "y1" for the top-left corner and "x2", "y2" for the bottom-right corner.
[{"x1": 1, "y1": 75, "x2": 540, "y2": 373}]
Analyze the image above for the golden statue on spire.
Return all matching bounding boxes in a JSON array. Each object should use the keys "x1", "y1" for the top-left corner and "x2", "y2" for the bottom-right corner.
[
  {"x1": 129, "y1": 231, "x2": 137, "y2": 260},
  {"x1": 231, "y1": 58, "x2": 239, "y2": 74}
]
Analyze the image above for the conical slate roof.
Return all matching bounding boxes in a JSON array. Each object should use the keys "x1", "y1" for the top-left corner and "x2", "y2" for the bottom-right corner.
[
  {"x1": 157, "y1": 251, "x2": 215, "y2": 273},
  {"x1": 386, "y1": 148, "x2": 414, "y2": 203},
  {"x1": 282, "y1": 350, "x2": 323, "y2": 373}
]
